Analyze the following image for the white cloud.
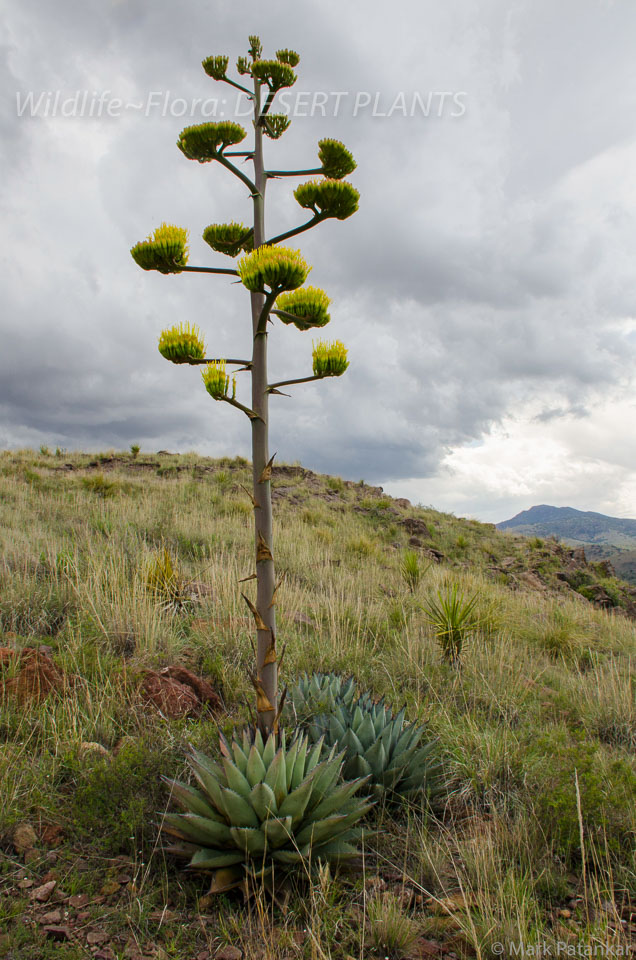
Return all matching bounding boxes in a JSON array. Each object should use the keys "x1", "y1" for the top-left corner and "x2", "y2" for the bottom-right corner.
[{"x1": 384, "y1": 393, "x2": 636, "y2": 522}]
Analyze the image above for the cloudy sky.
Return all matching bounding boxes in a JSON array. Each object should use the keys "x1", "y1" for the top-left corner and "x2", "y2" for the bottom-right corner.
[{"x1": 2, "y1": 0, "x2": 636, "y2": 522}]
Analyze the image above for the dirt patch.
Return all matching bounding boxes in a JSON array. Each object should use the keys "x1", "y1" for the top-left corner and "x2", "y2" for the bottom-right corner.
[
  {"x1": 141, "y1": 666, "x2": 223, "y2": 718},
  {"x1": 0, "y1": 646, "x2": 68, "y2": 703}
]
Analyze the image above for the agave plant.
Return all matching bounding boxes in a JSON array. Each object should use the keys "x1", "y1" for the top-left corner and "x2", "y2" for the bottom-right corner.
[
  {"x1": 161, "y1": 728, "x2": 373, "y2": 895},
  {"x1": 287, "y1": 673, "x2": 444, "y2": 804},
  {"x1": 288, "y1": 671, "x2": 357, "y2": 721}
]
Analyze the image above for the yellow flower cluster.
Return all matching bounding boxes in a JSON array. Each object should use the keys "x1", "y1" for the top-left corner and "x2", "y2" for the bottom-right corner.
[
  {"x1": 237, "y1": 245, "x2": 310, "y2": 293},
  {"x1": 158, "y1": 323, "x2": 205, "y2": 364},
  {"x1": 131, "y1": 223, "x2": 189, "y2": 274},
  {"x1": 312, "y1": 340, "x2": 349, "y2": 378},
  {"x1": 202, "y1": 361, "x2": 236, "y2": 400},
  {"x1": 202, "y1": 222, "x2": 253, "y2": 258},
  {"x1": 276, "y1": 286, "x2": 331, "y2": 331},
  {"x1": 317, "y1": 139, "x2": 356, "y2": 180},
  {"x1": 177, "y1": 122, "x2": 246, "y2": 162},
  {"x1": 294, "y1": 179, "x2": 360, "y2": 221},
  {"x1": 251, "y1": 59, "x2": 297, "y2": 91}
]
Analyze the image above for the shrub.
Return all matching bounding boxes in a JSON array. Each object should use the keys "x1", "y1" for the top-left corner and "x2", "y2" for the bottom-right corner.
[
  {"x1": 63, "y1": 737, "x2": 175, "y2": 853},
  {"x1": 528, "y1": 729, "x2": 636, "y2": 865},
  {"x1": 326, "y1": 475, "x2": 345, "y2": 492},
  {"x1": 367, "y1": 892, "x2": 419, "y2": 959},
  {"x1": 0, "y1": 581, "x2": 75, "y2": 637},
  {"x1": 81, "y1": 474, "x2": 117, "y2": 498}
]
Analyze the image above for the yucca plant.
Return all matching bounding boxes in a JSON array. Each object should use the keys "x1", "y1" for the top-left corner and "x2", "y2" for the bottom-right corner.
[
  {"x1": 161, "y1": 728, "x2": 373, "y2": 896},
  {"x1": 130, "y1": 36, "x2": 358, "y2": 735},
  {"x1": 287, "y1": 674, "x2": 445, "y2": 805},
  {"x1": 145, "y1": 548, "x2": 192, "y2": 612},
  {"x1": 421, "y1": 583, "x2": 479, "y2": 666},
  {"x1": 400, "y1": 549, "x2": 427, "y2": 592}
]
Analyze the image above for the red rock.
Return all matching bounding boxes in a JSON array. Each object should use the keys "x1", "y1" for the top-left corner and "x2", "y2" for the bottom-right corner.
[
  {"x1": 402, "y1": 517, "x2": 431, "y2": 537},
  {"x1": 86, "y1": 929, "x2": 109, "y2": 945},
  {"x1": 40, "y1": 909, "x2": 62, "y2": 924},
  {"x1": 142, "y1": 664, "x2": 223, "y2": 718},
  {"x1": 31, "y1": 880, "x2": 56, "y2": 902},
  {"x1": 215, "y1": 947, "x2": 243, "y2": 960},
  {"x1": 69, "y1": 893, "x2": 89, "y2": 908},
  {"x1": 43, "y1": 925, "x2": 71, "y2": 941},
  {"x1": 415, "y1": 940, "x2": 444, "y2": 958}
]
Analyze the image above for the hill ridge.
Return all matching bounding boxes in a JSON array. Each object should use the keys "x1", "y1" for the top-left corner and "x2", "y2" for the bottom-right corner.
[{"x1": 497, "y1": 503, "x2": 636, "y2": 584}]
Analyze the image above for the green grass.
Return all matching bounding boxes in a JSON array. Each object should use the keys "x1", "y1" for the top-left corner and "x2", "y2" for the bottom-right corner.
[{"x1": 0, "y1": 448, "x2": 634, "y2": 958}]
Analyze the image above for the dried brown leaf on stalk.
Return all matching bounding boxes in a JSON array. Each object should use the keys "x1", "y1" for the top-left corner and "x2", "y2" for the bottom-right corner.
[
  {"x1": 250, "y1": 674, "x2": 274, "y2": 713},
  {"x1": 258, "y1": 453, "x2": 276, "y2": 483},
  {"x1": 239, "y1": 483, "x2": 258, "y2": 507},
  {"x1": 241, "y1": 593, "x2": 268, "y2": 632},
  {"x1": 262, "y1": 634, "x2": 277, "y2": 665},
  {"x1": 257, "y1": 532, "x2": 273, "y2": 563},
  {"x1": 269, "y1": 574, "x2": 285, "y2": 607}
]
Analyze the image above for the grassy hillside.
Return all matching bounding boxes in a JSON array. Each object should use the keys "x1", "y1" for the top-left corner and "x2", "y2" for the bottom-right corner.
[{"x1": 0, "y1": 449, "x2": 634, "y2": 959}]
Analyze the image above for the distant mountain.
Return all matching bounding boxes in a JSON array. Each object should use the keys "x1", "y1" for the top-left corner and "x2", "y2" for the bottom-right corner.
[{"x1": 497, "y1": 504, "x2": 636, "y2": 584}]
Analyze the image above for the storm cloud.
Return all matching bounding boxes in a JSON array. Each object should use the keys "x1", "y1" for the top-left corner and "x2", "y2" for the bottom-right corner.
[{"x1": 2, "y1": 0, "x2": 636, "y2": 519}]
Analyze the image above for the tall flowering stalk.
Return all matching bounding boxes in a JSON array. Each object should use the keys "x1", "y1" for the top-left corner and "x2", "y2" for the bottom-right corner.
[{"x1": 131, "y1": 37, "x2": 358, "y2": 735}]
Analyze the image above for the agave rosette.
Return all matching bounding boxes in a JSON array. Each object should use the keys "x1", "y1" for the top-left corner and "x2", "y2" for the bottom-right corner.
[
  {"x1": 288, "y1": 673, "x2": 445, "y2": 803},
  {"x1": 294, "y1": 179, "x2": 359, "y2": 220},
  {"x1": 177, "y1": 122, "x2": 247, "y2": 162},
  {"x1": 161, "y1": 729, "x2": 372, "y2": 893},
  {"x1": 275, "y1": 286, "x2": 331, "y2": 331},
  {"x1": 158, "y1": 322, "x2": 206, "y2": 364},
  {"x1": 237, "y1": 245, "x2": 310, "y2": 293},
  {"x1": 288, "y1": 672, "x2": 357, "y2": 721}
]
